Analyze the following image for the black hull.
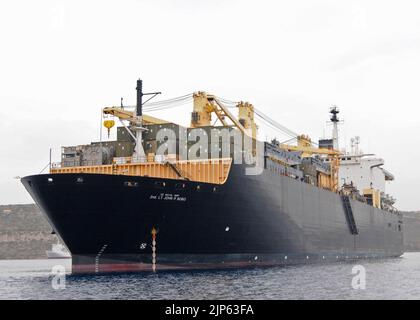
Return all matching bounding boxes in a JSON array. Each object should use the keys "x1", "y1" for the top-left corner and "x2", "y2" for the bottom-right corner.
[{"x1": 22, "y1": 164, "x2": 404, "y2": 274}]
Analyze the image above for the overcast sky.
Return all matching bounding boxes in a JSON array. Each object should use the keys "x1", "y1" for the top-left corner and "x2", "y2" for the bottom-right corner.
[{"x1": 1, "y1": 0, "x2": 419, "y2": 210}]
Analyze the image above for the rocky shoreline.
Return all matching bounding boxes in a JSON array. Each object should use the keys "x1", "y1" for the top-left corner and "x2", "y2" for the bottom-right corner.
[{"x1": 0, "y1": 204, "x2": 58, "y2": 259}]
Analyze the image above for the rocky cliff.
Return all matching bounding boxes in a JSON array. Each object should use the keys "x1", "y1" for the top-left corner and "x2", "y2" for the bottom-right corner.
[{"x1": 0, "y1": 204, "x2": 58, "y2": 259}]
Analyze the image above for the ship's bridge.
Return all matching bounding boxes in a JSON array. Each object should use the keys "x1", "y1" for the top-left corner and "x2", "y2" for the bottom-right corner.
[
  {"x1": 338, "y1": 154, "x2": 393, "y2": 193},
  {"x1": 382, "y1": 168, "x2": 395, "y2": 181}
]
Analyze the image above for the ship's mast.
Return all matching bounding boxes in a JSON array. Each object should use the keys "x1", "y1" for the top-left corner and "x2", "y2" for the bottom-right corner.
[
  {"x1": 330, "y1": 106, "x2": 340, "y2": 150},
  {"x1": 134, "y1": 79, "x2": 145, "y2": 159},
  {"x1": 133, "y1": 79, "x2": 161, "y2": 160},
  {"x1": 136, "y1": 79, "x2": 143, "y2": 116}
]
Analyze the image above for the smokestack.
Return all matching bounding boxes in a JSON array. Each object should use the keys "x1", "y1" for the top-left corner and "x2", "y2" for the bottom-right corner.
[{"x1": 136, "y1": 79, "x2": 143, "y2": 116}]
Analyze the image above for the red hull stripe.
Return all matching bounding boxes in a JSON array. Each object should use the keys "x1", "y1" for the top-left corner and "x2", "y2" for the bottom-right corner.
[{"x1": 71, "y1": 261, "x2": 280, "y2": 274}]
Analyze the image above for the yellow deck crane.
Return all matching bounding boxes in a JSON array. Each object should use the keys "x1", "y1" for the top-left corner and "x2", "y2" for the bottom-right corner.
[
  {"x1": 190, "y1": 91, "x2": 258, "y2": 155},
  {"x1": 101, "y1": 79, "x2": 163, "y2": 160},
  {"x1": 103, "y1": 107, "x2": 170, "y2": 152},
  {"x1": 191, "y1": 94, "x2": 340, "y2": 191},
  {"x1": 103, "y1": 107, "x2": 170, "y2": 125},
  {"x1": 281, "y1": 135, "x2": 341, "y2": 193},
  {"x1": 191, "y1": 92, "x2": 257, "y2": 138}
]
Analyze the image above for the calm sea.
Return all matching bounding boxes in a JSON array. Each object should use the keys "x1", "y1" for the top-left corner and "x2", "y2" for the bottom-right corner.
[{"x1": 1, "y1": 253, "x2": 419, "y2": 299}]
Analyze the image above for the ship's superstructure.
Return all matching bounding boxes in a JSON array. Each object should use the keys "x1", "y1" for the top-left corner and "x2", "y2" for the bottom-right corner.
[
  {"x1": 338, "y1": 151, "x2": 396, "y2": 211},
  {"x1": 320, "y1": 109, "x2": 396, "y2": 212},
  {"x1": 21, "y1": 79, "x2": 403, "y2": 274}
]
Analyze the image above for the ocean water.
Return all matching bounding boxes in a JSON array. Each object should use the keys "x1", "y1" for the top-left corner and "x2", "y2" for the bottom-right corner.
[{"x1": 1, "y1": 253, "x2": 420, "y2": 300}]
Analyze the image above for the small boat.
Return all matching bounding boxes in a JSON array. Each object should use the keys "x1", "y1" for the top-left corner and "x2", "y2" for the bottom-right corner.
[{"x1": 46, "y1": 243, "x2": 71, "y2": 259}]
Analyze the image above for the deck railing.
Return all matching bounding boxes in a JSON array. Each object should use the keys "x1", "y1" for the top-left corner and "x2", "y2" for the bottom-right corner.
[{"x1": 50, "y1": 158, "x2": 232, "y2": 185}]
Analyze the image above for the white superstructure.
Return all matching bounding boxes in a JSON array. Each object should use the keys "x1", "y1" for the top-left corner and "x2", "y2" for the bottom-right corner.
[
  {"x1": 337, "y1": 137, "x2": 396, "y2": 211},
  {"x1": 321, "y1": 108, "x2": 397, "y2": 211},
  {"x1": 339, "y1": 154, "x2": 394, "y2": 194}
]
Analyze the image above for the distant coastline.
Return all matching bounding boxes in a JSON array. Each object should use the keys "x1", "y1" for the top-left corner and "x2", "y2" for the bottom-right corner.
[
  {"x1": 402, "y1": 211, "x2": 420, "y2": 252},
  {"x1": 0, "y1": 204, "x2": 58, "y2": 259},
  {"x1": 0, "y1": 204, "x2": 419, "y2": 259}
]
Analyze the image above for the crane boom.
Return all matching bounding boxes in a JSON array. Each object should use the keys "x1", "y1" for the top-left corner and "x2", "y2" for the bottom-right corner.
[
  {"x1": 103, "y1": 107, "x2": 170, "y2": 125},
  {"x1": 280, "y1": 144, "x2": 340, "y2": 156},
  {"x1": 281, "y1": 135, "x2": 341, "y2": 193},
  {"x1": 213, "y1": 98, "x2": 247, "y2": 135},
  {"x1": 190, "y1": 92, "x2": 248, "y2": 134}
]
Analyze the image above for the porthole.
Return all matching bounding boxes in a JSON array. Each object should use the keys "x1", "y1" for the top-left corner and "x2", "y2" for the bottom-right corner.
[
  {"x1": 154, "y1": 181, "x2": 166, "y2": 189},
  {"x1": 175, "y1": 183, "x2": 186, "y2": 190},
  {"x1": 124, "y1": 181, "x2": 138, "y2": 187}
]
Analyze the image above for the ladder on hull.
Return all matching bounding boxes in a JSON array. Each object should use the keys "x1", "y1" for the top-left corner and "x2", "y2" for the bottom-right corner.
[{"x1": 341, "y1": 195, "x2": 359, "y2": 235}]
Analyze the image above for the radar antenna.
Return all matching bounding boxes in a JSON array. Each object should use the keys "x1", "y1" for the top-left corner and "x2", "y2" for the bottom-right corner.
[{"x1": 329, "y1": 106, "x2": 341, "y2": 150}]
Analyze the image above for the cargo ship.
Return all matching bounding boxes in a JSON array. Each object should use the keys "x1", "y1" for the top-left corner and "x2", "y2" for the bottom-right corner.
[{"x1": 21, "y1": 79, "x2": 403, "y2": 274}]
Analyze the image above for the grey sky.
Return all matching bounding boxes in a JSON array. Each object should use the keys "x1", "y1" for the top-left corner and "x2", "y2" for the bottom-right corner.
[{"x1": 1, "y1": 0, "x2": 419, "y2": 210}]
